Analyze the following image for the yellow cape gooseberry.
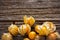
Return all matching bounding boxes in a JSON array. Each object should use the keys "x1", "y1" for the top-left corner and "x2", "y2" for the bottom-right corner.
[
  {"x1": 34, "y1": 35, "x2": 40, "y2": 40},
  {"x1": 8, "y1": 24, "x2": 18, "y2": 36},
  {"x1": 23, "y1": 38, "x2": 30, "y2": 40},
  {"x1": 1, "y1": 33, "x2": 13, "y2": 40},
  {"x1": 35, "y1": 24, "x2": 50, "y2": 36},
  {"x1": 39, "y1": 25, "x2": 50, "y2": 36},
  {"x1": 43, "y1": 22, "x2": 56, "y2": 33},
  {"x1": 26, "y1": 24, "x2": 31, "y2": 35},
  {"x1": 24, "y1": 15, "x2": 35, "y2": 26},
  {"x1": 48, "y1": 32, "x2": 57, "y2": 40},
  {"x1": 28, "y1": 31, "x2": 36, "y2": 40},
  {"x1": 35, "y1": 25, "x2": 41, "y2": 33},
  {"x1": 18, "y1": 24, "x2": 31, "y2": 36}
]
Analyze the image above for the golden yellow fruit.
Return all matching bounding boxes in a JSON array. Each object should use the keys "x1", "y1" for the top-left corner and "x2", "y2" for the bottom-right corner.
[
  {"x1": 23, "y1": 38, "x2": 30, "y2": 40},
  {"x1": 48, "y1": 32, "x2": 57, "y2": 40},
  {"x1": 43, "y1": 22, "x2": 56, "y2": 33},
  {"x1": 8, "y1": 24, "x2": 18, "y2": 36},
  {"x1": 38, "y1": 22, "x2": 56, "y2": 36},
  {"x1": 18, "y1": 24, "x2": 31, "y2": 36},
  {"x1": 34, "y1": 35, "x2": 40, "y2": 40},
  {"x1": 35, "y1": 25, "x2": 49, "y2": 36},
  {"x1": 28, "y1": 31, "x2": 36, "y2": 40},
  {"x1": 1, "y1": 33, "x2": 13, "y2": 40},
  {"x1": 39, "y1": 25, "x2": 50, "y2": 36},
  {"x1": 24, "y1": 15, "x2": 35, "y2": 26},
  {"x1": 35, "y1": 25, "x2": 41, "y2": 33},
  {"x1": 35, "y1": 25, "x2": 50, "y2": 36},
  {"x1": 26, "y1": 24, "x2": 31, "y2": 35}
]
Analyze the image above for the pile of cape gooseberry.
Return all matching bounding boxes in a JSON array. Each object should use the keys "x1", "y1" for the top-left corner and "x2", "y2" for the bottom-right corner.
[{"x1": 1, "y1": 15, "x2": 60, "y2": 40}]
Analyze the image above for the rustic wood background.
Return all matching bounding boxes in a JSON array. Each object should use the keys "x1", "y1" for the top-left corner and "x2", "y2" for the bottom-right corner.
[{"x1": 0, "y1": 0, "x2": 60, "y2": 40}]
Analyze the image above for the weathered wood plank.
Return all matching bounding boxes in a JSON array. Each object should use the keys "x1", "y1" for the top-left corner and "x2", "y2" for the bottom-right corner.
[
  {"x1": 0, "y1": 8, "x2": 60, "y2": 21},
  {"x1": 0, "y1": 0, "x2": 60, "y2": 2},
  {"x1": 15, "y1": 21, "x2": 60, "y2": 27},
  {"x1": 0, "y1": 22, "x2": 13, "y2": 39},
  {"x1": 0, "y1": 22, "x2": 13, "y2": 30},
  {"x1": 0, "y1": 14, "x2": 60, "y2": 21},
  {"x1": 0, "y1": 1, "x2": 60, "y2": 9},
  {"x1": 0, "y1": 8, "x2": 60, "y2": 14}
]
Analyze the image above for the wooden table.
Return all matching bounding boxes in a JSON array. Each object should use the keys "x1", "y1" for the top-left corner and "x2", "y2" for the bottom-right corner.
[{"x1": 0, "y1": 0, "x2": 60, "y2": 40}]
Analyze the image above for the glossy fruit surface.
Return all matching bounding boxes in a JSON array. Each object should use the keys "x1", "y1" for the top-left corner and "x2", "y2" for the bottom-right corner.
[
  {"x1": 48, "y1": 32, "x2": 57, "y2": 40},
  {"x1": 28, "y1": 31, "x2": 36, "y2": 40},
  {"x1": 34, "y1": 35, "x2": 40, "y2": 40}
]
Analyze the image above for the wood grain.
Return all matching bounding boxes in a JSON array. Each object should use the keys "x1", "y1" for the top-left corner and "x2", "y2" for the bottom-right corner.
[
  {"x1": 0, "y1": 0, "x2": 60, "y2": 9},
  {"x1": 0, "y1": 8, "x2": 60, "y2": 21}
]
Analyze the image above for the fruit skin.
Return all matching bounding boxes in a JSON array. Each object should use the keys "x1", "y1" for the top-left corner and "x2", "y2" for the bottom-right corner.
[
  {"x1": 18, "y1": 24, "x2": 31, "y2": 36},
  {"x1": 26, "y1": 24, "x2": 31, "y2": 35},
  {"x1": 48, "y1": 32, "x2": 57, "y2": 40},
  {"x1": 35, "y1": 22, "x2": 56, "y2": 36},
  {"x1": 8, "y1": 24, "x2": 18, "y2": 36},
  {"x1": 43, "y1": 22, "x2": 56, "y2": 33},
  {"x1": 35, "y1": 25, "x2": 41, "y2": 34},
  {"x1": 24, "y1": 15, "x2": 35, "y2": 26},
  {"x1": 28, "y1": 31, "x2": 36, "y2": 40},
  {"x1": 39, "y1": 25, "x2": 50, "y2": 36},
  {"x1": 1, "y1": 33, "x2": 13, "y2": 40},
  {"x1": 34, "y1": 35, "x2": 40, "y2": 40},
  {"x1": 35, "y1": 25, "x2": 49, "y2": 36},
  {"x1": 23, "y1": 38, "x2": 30, "y2": 40}
]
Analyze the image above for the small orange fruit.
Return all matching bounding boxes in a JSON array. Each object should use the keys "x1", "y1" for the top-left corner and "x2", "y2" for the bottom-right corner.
[
  {"x1": 26, "y1": 24, "x2": 31, "y2": 35},
  {"x1": 28, "y1": 31, "x2": 36, "y2": 40},
  {"x1": 34, "y1": 35, "x2": 40, "y2": 40},
  {"x1": 48, "y1": 32, "x2": 57, "y2": 40}
]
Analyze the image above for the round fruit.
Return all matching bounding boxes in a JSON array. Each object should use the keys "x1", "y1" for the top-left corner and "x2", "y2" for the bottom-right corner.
[
  {"x1": 1, "y1": 33, "x2": 13, "y2": 40},
  {"x1": 18, "y1": 24, "x2": 31, "y2": 36},
  {"x1": 24, "y1": 15, "x2": 35, "y2": 26},
  {"x1": 48, "y1": 32, "x2": 57, "y2": 40},
  {"x1": 34, "y1": 35, "x2": 40, "y2": 40},
  {"x1": 35, "y1": 25, "x2": 41, "y2": 33},
  {"x1": 35, "y1": 25, "x2": 49, "y2": 36},
  {"x1": 8, "y1": 24, "x2": 18, "y2": 36},
  {"x1": 28, "y1": 31, "x2": 36, "y2": 40},
  {"x1": 38, "y1": 22, "x2": 56, "y2": 36},
  {"x1": 23, "y1": 38, "x2": 30, "y2": 40},
  {"x1": 39, "y1": 25, "x2": 50, "y2": 36},
  {"x1": 43, "y1": 22, "x2": 56, "y2": 33}
]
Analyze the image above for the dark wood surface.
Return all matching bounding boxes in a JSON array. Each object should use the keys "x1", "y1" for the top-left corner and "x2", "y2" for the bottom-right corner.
[{"x1": 0, "y1": 0, "x2": 60, "y2": 40}]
